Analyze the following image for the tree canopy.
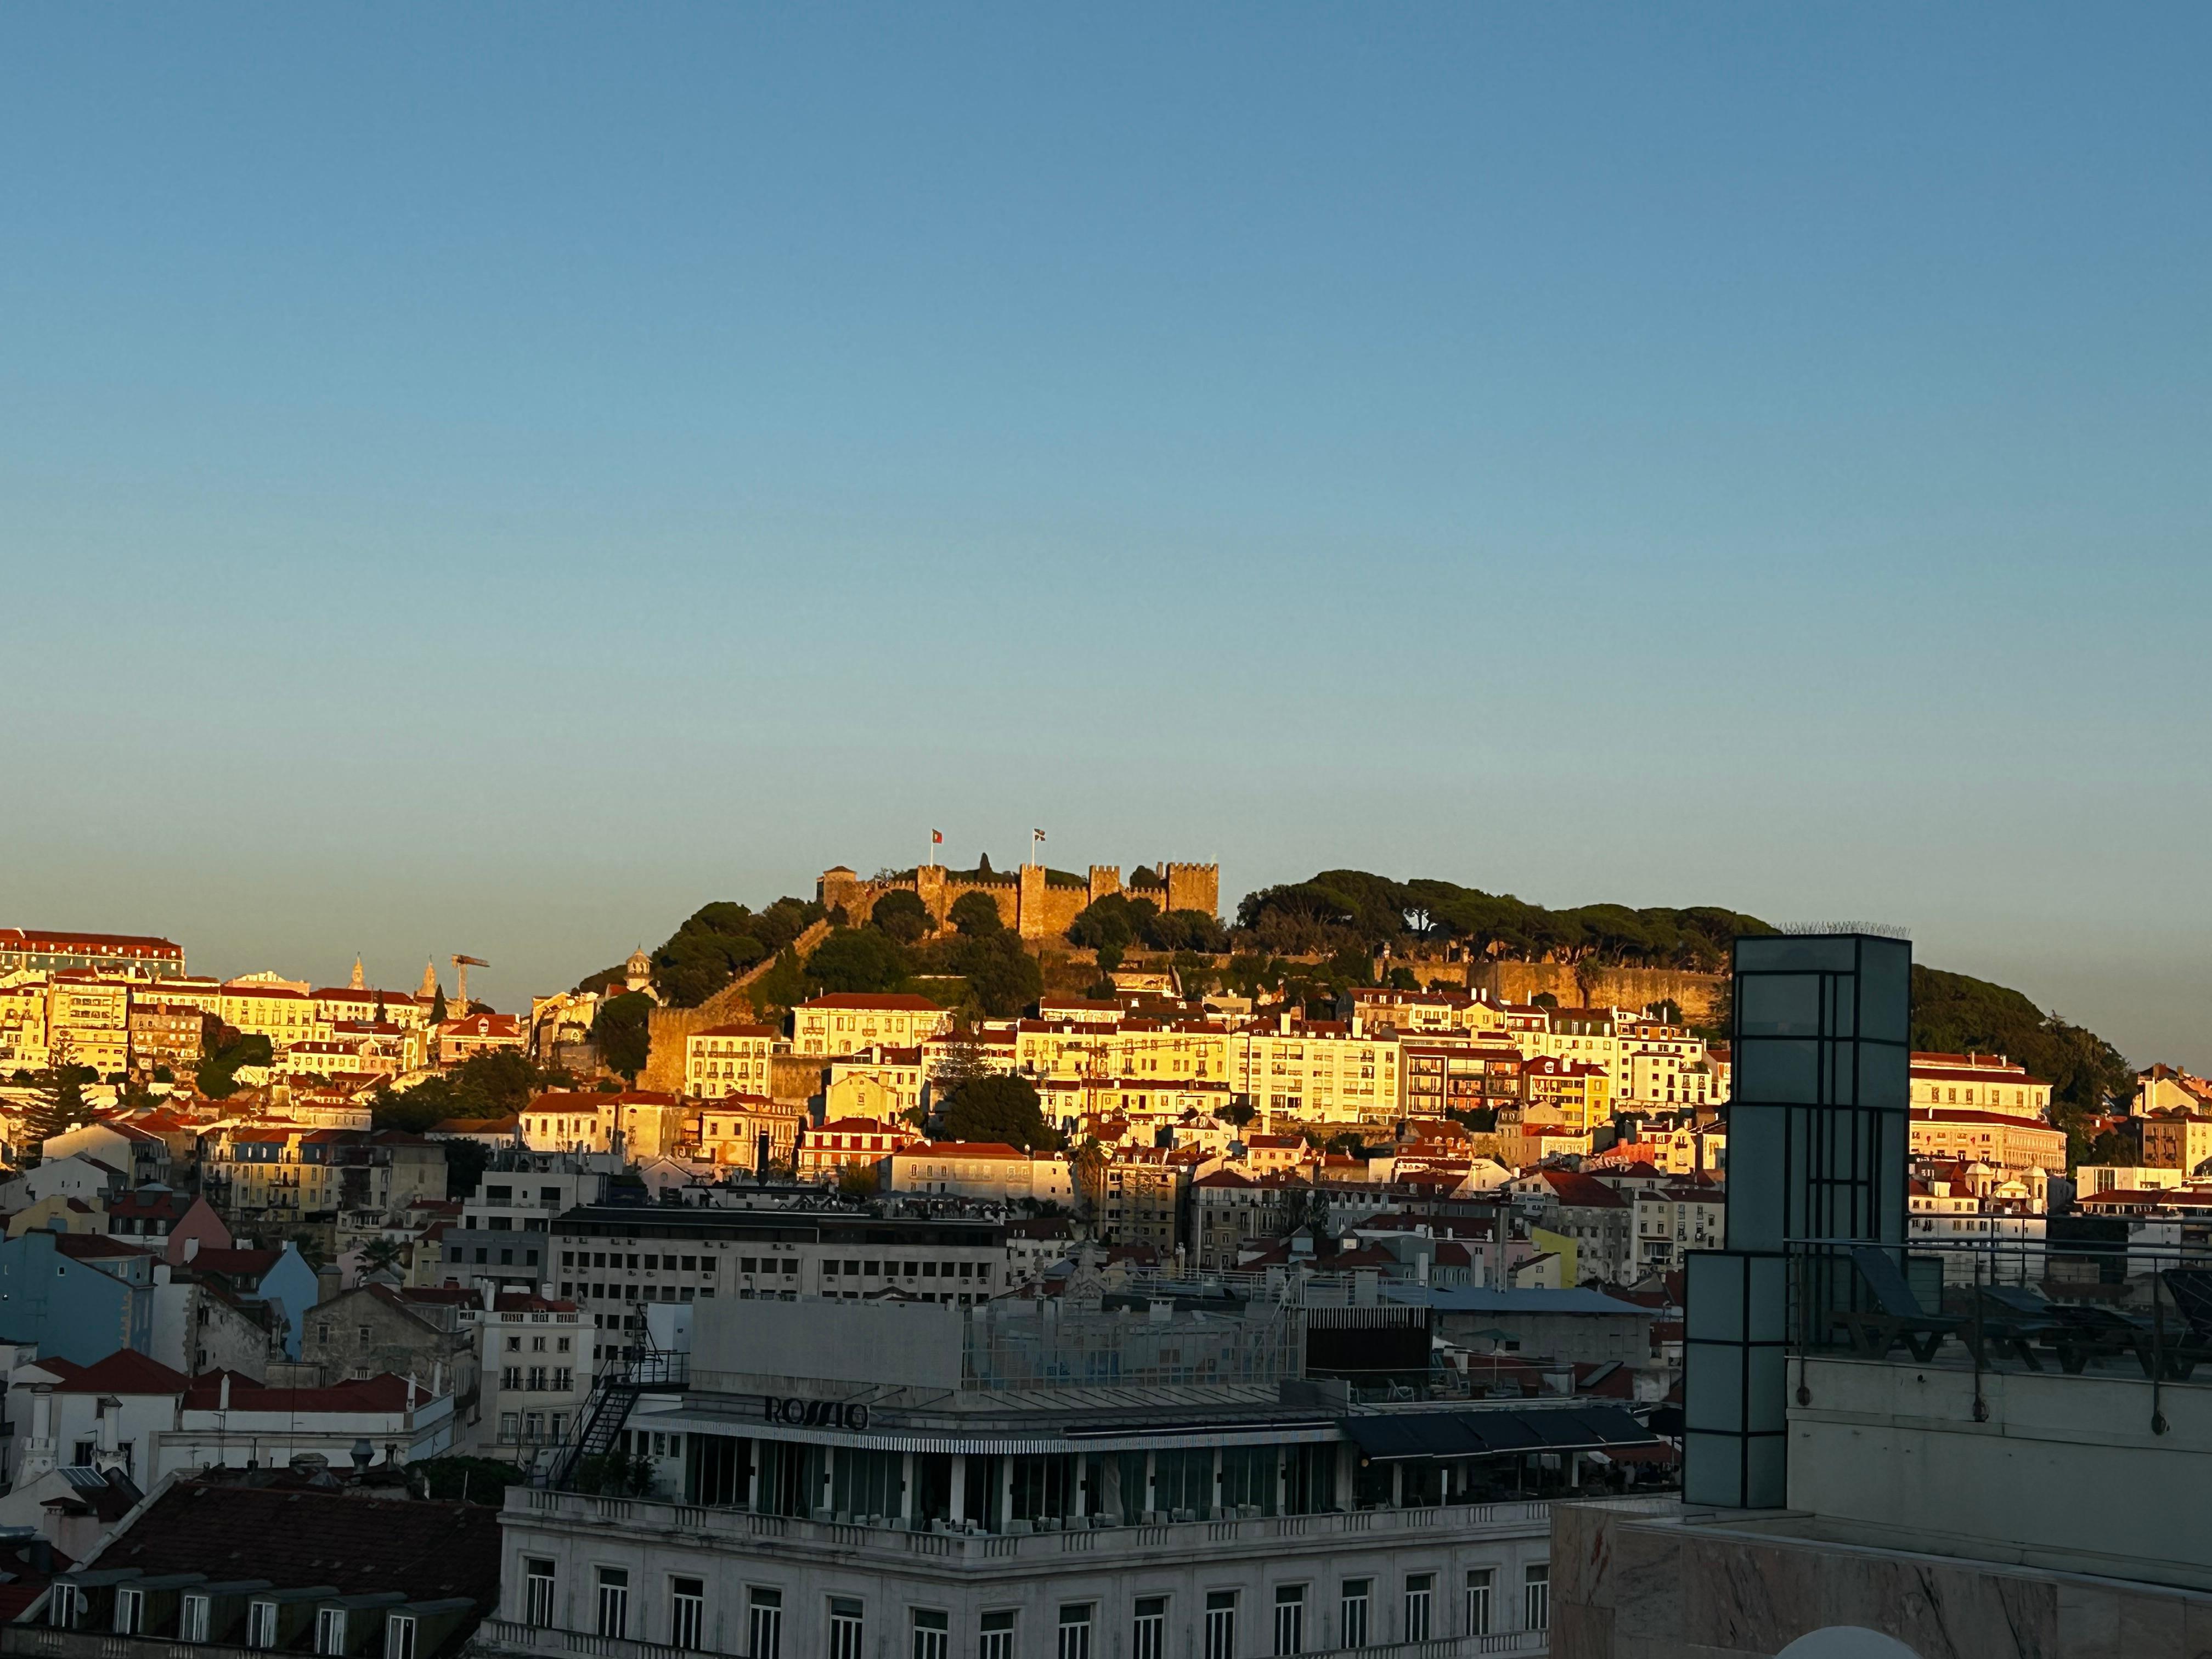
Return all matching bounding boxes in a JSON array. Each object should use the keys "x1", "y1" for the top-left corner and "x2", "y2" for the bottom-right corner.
[
  {"x1": 805, "y1": 928, "x2": 911, "y2": 994},
  {"x1": 948, "y1": 891, "x2": 1005, "y2": 937},
  {"x1": 1235, "y1": 868, "x2": 1771, "y2": 968},
  {"x1": 1910, "y1": 964, "x2": 2132, "y2": 1155},
  {"x1": 195, "y1": 1032, "x2": 274, "y2": 1100},
  {"x1": 594, "y1": 992, "x2": 654, "y2": 1080},
  {"x1": 18, "y1": 1060, "x2": 95, "y2": 1159},
  {"x1": 372, "y1": 1049, "x2": 556, "y2": 1134},
  {"x1": 950, "y1": 932, "x2": 1042, "y2": 1018},
  {"x1": 941, "y1": 1074, "x2": 1062, "y2": 1151},
  {"x1": 649, "y1": 896, "x2": 823, "y2": 1008},
  {"x1": 870, "y1": 890, "x2": 933, "y2": 944},
  {"x1": 1068, "y1": 894, "x2": 1228, "y2": 955}
]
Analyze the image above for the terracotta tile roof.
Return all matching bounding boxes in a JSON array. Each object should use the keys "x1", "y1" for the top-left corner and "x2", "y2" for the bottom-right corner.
[
  {"x1": 84, "y1": 1475, "x2": 501, "y2": 1637},
  {"x1": 182, "y1": 1371, "x2": 428, "y2": 1414},
  {"x1": 800, "y1": 993, "x2": 948, "y2": 1012},
  {"x1": 55, "y1": 1234, "x2": 148, "y2": 1261},
  {"x1": 50, "y1": 1350, "x2": 190, "y2": 1395},
  {"x1": 183, "y1": 1247, "x2": 283, "y2": 1279}
]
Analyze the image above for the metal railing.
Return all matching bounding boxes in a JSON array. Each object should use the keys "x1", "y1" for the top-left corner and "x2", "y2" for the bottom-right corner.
[
  {"x1": 504, "y1": 1485, "x2": 1619, "y2": 1563},
  {"x1": 476, "y1": 1623, "x2": 1548, "y2": 1659},
  {"x1": 1785, "y1": 1234, "x2": 2212, "y2": 1389}
]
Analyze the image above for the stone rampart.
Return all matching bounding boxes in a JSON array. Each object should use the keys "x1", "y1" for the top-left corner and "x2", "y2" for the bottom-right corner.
[
  {"x1": 639, "y1": 918, "x2": 832, "y2": 1092},
  {"x1": 1463, "y1": 960, "x2": 1725, "y2": 1023},
  {"x1": 817, "y1": 860, "x2": 1217, "y2": 942}
]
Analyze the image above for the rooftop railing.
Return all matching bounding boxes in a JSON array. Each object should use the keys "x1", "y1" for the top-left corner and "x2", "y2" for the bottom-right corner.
[
  {"x1": 1785, "y1": 1234, "x2": 2212, "y2": 1390},
  {"x1": 504, "y1": 1485, "x2": 1655, "y2": 1565}
]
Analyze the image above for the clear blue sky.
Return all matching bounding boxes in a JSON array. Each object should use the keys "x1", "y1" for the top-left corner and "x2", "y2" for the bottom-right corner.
[{"x1": 5, "y1": 6, "x2": 2208, "y2": 1065}]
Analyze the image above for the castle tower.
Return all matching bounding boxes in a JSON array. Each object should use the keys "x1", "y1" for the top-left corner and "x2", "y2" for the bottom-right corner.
[{"x1": 1163, "y1": 862, "x2": 1221, "y2": 917}]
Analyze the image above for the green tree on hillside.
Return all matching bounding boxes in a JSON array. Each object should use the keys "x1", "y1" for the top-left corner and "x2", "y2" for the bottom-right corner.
[
  {"x1": 871, "y1": 890, "x2": 933, "y2": 944},
  {"x1": 650, "y1": 897, "x2": 823, "y2": 1008},
  {"x1": 196, "y1": 1032, "x2": 274, "y2": 1101},
  {"x1": 1910, "y1": 965, "x2": 2132, "y2": 1163},
  {"x1": 805, "y1": 929, "x2": 910, "y2": 995},
  {"x1": 370, "y1": 1049, "x2": 558, "y2": 1135},
  {"x1": 594, "y1": 991, "x2": 654, "y2": 1081},
  {"x1": 941, "y1": 1075, "x2": 1062, "y2": 1151},
  {"x1": 18, "y1": 1052, "x2": 95, "y2": 1163},
  {"x1": 952, "y1": 933, "x2": 1042, "y2": 1018},
  {"x1": 949, "y1": 892, "x2": 1005, "y2": 937}
]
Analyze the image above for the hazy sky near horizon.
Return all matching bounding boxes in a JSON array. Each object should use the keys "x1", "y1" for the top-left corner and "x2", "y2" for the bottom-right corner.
[{"x1": 4, "y1": 7, "x2": 2209, "y2": 1065}]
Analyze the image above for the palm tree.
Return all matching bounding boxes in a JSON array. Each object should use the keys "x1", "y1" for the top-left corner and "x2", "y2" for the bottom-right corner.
[{"x1": 358, "y1": 1237, "x2": 406, "y2": 1278}]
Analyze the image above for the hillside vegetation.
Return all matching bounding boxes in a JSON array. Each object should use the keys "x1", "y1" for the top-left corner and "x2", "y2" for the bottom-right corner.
[{"x1": 1238, "y1": 868, "x2": 1771, "y2": 969}]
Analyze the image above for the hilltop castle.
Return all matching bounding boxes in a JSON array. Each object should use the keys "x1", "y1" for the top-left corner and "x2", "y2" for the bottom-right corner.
[{"x1": 818, "y1": 860, "x2": 1218, "y2": 943}]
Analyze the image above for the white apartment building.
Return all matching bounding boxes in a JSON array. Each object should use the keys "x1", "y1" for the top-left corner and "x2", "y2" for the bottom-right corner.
[
  {"x1": 1232, "y1": 1021, "x2": 1402, "y2": 1125},
  {"x1": 549, "y1": 1208, "x2": 1010, "y2": 1373},
  {"x1": 479, "y1": 1296, "x2": 1663, "y2": 1659},
  {"x1": 467, "y1": 1290, "x2": 590, "y2": 1466},
  {"x1": 887, "y1": 1143, "x2": 1076, "y2": 1206}
]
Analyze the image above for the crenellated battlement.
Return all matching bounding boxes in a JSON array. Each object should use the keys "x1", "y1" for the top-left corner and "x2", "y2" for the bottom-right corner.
[{"x1": 817, "y1": 855, "x2": 1216, "y2": 941}]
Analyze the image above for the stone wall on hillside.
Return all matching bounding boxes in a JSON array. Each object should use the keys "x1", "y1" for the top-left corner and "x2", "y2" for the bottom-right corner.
[
  {"x1": 1464, "y1": 960, "x2": 1725, "y2": 1023},
  {"x1": 819, "y1": 861, "x2": 1217, "y2": 941},
  {"x1": 639, "y1": 918, "x2": 832, "y2": 1092}
]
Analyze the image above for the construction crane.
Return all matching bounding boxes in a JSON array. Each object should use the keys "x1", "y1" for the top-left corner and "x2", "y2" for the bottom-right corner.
[{"x1": 451, "y1": 954, "x2": 489, "y2": 1012}]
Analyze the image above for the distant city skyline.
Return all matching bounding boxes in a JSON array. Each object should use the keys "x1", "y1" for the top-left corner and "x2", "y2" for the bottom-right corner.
[
  {"x1": 18, "y1": 841, "x2": 2198, "y2": 1075},
  {"x1": 6, "y1": 8, "x2": 2207, "y2": 1069}
]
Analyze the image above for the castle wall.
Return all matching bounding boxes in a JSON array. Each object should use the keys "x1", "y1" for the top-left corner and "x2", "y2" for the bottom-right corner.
[
  {"x1": 1463, "y1": 960, "x2": 1725, "y2": 1023},
  {"x1": 817, "y1": 860, "x2": 1216, "y2": 942}
]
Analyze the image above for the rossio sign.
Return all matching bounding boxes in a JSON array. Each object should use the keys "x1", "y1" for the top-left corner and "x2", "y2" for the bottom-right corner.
[{"x1": 761, "y1": 1396, "x2": 871, "y2": 1431}]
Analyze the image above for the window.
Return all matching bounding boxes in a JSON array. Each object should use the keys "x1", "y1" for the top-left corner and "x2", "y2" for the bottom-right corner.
[
  {"x1": 317, "y1": 1609, "x2": 348, "y2": 1656},
  {"x1": 386, "y1": 1616, "x2": 417, "y2": 1659},
  {"x1": 980, "y1": 1610, "x2": 1017, "y2": 1659},
  {"x1": 114, "y1": 1588, "x2": 144, "y2": 1635},
  {"x1": 1402, "y1": 1575, "x2": 1432, "y2": 1644},
  {"x1": 911, "y1": 1609, "x2": 949, "y2": 1659},
  {"x1": 747, "y1": 1588, "x2": 783, "y2": 1659},
  {"x1": 1271, "y1": 1587, "x2": 1305, "y2": 1657},
  {"x1": 1522, "y1": 1566, "x2": 1549, "y2": 1633},
  {"x1": 1057, "y1": 1604, "x2": 1093, "y2": 1659},
  {"x1": 597, "y1": 1568, "x2": 630, "y2": 1639},
  {"x1": 1131, "y1": 1599, "x2": 1166, "y2": 1659},
  {"x1": 1339, "y1": 1581, "x2": 1369, "y2": 1651},
  {"x1": 1205, "y1": 1592, "x2": 1237, "y2": 1659},
  {"x1": 1463, "y1": 1570, "x2": 1493, "y2": 1635},
  {"x1": 248, "y1": 1602, "x2": 279, "y2": 1649},
  {"x1": 828, "y1": 1598, "x2": 864, "y2": 1659},
  {"x1": 181, "y1": 1595, "x2": 211, "y2": 1644},
  {"x1": 670, "y1": 1578, "x2": 705, "y2": 1650},
  {"x1": 70, "y1": 1440, "x2": 94, "y2": 1467}
]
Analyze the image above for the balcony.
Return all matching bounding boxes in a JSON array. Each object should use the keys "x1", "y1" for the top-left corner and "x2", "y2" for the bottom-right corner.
[{"x1": 477, "y1": 1622, "x2": 1547, "y2": 1659}]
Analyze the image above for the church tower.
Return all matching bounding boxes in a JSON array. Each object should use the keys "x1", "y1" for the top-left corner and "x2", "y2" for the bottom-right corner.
[{"x1": 349, "y1": 954, "x2": 365, "y2": 991}]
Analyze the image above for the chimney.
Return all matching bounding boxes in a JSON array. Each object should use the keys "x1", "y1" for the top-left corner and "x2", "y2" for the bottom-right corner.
[
  {"x1": 183, "y1": 1236, "x2": 200, "y2": 1262},
  {"x1": 219, "y1": 1373, "x2": 231, "y2": 1412}
]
